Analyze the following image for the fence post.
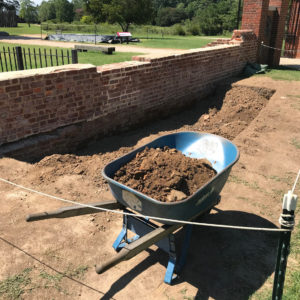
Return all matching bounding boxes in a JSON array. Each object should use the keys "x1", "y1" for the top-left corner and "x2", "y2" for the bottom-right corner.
[
  {"x1": 15, "y1": 46, "x2": 24, "y2": 70},
  {"x1": 71, "y1": 50, "x2": 78, "y2": 64},
  {"x1": 272, "y1": 190, "x2": 298, "y2": 300}
]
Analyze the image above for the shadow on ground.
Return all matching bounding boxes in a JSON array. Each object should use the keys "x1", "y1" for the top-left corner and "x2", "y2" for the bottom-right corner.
[
  {"x1": 101, "y1": 209, "x2": 278, "y2": 300},
  {"x1": 0, "y1": 35, "x2": 42, "y2": 40}
]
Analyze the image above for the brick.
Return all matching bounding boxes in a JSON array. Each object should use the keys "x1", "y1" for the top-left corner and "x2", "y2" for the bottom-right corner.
[
  {"x1": 33, "y1": 88, "x2": 42, "y2": 93},
  {"x1": 5, "y1": 85, "x2": 21, "y2": 92},
  {"x1": 0, "y1": 35, "x2": 257, "y2": 147}
]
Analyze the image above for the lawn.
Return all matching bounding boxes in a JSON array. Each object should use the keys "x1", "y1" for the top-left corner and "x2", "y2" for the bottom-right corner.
[
  {"x1": 1, "y1": 23, "x2": 222, "y2": 50},
  {"x1": 132, "y1": 36, "x2": 215, "y2": 49},
  {"x1": 263, "y1": 67, "x2": 300, "y2": 81},
  {"x1": 0, "y1": 42, "x2": 140, "y2": 72},
  {"x1": 0, "y1": 23, "x2": 42, "y2": 35}
]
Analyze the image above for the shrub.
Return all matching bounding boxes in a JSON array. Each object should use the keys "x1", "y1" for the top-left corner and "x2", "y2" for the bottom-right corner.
[
  {"x1": 173, "y1": 24, "x2": 185, "y2": 36},
  {"x1": 80, "y1": 15, "x2": 94, "y2": 25},
  {"x1": 187, "y1": 24, "x2": 200, "y2": 36}
]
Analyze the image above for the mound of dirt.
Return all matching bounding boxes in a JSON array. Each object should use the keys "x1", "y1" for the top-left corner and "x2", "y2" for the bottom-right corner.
[
  {"x1": 187, "y1": 85, "x2": 275, "y2": 140},
  {"x1": 22, "y1": 85, "x2": 274, "y2": 203},
  {"x1": 114, "y1": 146, "x2": 217, "y2": 202}
]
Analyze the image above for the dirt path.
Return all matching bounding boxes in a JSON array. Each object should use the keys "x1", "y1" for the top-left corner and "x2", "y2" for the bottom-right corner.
[
  {"x1": 0, "y1": 35, "x2": 186, "y2": 54},
  {"x1": 0, "y1": 76, "x2": 299, "y2": 300},
  {"x1": 280, "y1": 57, "x2": 300, "y2": 70}
]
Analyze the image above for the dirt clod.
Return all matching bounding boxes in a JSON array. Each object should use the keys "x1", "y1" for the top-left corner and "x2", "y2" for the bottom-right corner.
[{"x1": 113, "y1": 147, "x2": 217, "y2": 202}]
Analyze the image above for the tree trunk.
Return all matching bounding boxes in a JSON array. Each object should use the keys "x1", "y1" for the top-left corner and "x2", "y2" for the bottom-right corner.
[{"x1": 119, "y1": 22, "x2": 130, "y2": 32}]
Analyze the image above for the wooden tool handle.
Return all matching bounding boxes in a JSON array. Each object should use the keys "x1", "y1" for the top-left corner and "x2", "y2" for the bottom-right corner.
[
  {"x1": 95, "y1": 248, "x2": 129, "y2": 274},
  {"x1": 26, "y1": 212, "x2": 54, "y2": 222}
]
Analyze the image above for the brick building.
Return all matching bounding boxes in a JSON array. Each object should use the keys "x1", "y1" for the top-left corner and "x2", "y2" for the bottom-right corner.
[{"x1": 241, "y1": 0, "x2": 300, "y2": 65}]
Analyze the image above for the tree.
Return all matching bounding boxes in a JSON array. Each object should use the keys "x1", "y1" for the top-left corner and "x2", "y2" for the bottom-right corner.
[
  {"x1": 19, "y1": 0, "x2": 38, "y2": 27},
  {"x1": 72, "y1": 0, "x2": 85, "y2": 21},
  {"x1": 54, "y1": 0, "x2": 74, "y2": 23},
  {"x1": 86, "y1": 0, "x2": 153, "y2": 31},
  {"x1": 0, "y1": 0, "x2": 19, "y2": 27},
  {"x1": 156, "y1": 6, "x2": 187, "y2": 26},
  {"x1": 195, "y1": 0, "x2": 238, "y2": 35},
  {"x1": 0, "y1": 0, "x2": 19, "y2": 11},
  {"x1": 38, "y1": 0, "x2": 56, "y2": 22},
  {"x1": 84, "y1": 0, "x2": 110, "y2": 23}
]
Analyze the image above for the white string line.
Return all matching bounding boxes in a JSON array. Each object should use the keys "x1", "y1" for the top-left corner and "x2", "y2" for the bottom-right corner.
[
  {"x1": 260, "y1": 42, "x2": 300, "y2": 52},
  {"x1": 292, "y1": 169, "x2": 300, "y2": 194},
  {"x1": 0, "y1": 177, "x2": 292, "y2": 232}
]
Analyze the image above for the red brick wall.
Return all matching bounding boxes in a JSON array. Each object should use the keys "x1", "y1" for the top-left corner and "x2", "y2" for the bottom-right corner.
[
  {"x1": 269, "y1": 0, "x2": 290, "y2": 65},
  {"x1": 283, "y1": 0, "x2": 300, "y2": 58},
  {"x1": 241, "y1": 0, "x2": 292, "y2": 65},
  {"x1": 296, "y1": 27, "x2": 300, "y2": 58},
  {"x1": 0, "y1": 30, "x2": 257, "y2": 157},
  {"x1": 241, "y1": 0, "x2": 270, "y2": 41}
]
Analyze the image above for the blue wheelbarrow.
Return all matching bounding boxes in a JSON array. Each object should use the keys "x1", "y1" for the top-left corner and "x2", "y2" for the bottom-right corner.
[{"x1": 26, "y1": 132, "x2": 239, "y2": 284}]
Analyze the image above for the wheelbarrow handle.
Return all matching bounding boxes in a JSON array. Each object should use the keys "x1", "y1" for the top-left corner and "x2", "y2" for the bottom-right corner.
[
  {"x1": 26, "y1": 200, "x2": 124, "y2": 222},
  {"x1": 26, "y1": 211, "x2": 57, "y2": 222},
  {"x1": 96, "y1": 248, "x2": 130, "y2": 274},
  {"x1": 96, "y1": 222, "x2": 181, "y2": 274}
]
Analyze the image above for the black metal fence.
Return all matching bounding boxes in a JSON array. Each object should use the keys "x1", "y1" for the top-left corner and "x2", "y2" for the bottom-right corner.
[{"x1": 0, "y1": 46, "x2": 78, "y2": 72}]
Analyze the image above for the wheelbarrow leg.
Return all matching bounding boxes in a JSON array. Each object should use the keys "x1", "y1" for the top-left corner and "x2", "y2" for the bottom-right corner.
[
  {"x1": 176, "y1": 224, "x2": 193, "y2": 274},
  {"x1": 113, "y1": 214, "x2": 141, "y2": 252},
  {"x1": 164, "y1": 234, "x2": 177, "y2": 284},
  {"x1": 102, "y1": 212, "x2": 193, "y2": 284},
  {"x1": 164, "y1": 225, "x2": 193, "y2": 284}
]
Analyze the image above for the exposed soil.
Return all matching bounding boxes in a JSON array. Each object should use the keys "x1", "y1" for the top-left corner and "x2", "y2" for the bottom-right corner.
[
  {"x1": 0, "y1": 78, "x2": 300, "y2": 300},
  {"x1": 31, "y1": 85, "x2": 274, "y2": 193},
  {"x1": 114, "y1": 147, "x2": 217, "y2": 202},
  {"x1": 186, "y1": 85, "x2": 275, "y2": 140}
]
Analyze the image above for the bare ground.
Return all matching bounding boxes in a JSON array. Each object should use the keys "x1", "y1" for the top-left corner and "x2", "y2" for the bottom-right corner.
[{"x1": 0, "y1": 76, "x2": 300, "y2": 300}]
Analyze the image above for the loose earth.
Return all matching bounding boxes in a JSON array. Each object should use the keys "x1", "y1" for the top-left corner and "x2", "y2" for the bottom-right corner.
[{"x1": 113, "y1": 146, "x2": 217, "y2": 202}]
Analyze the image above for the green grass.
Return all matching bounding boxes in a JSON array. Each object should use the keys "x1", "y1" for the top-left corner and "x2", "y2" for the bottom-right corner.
[
  {"x1": 0, "y1": 265, "x2": 89, "y2": 299},
  {"x1": 0, "y1": 42, "x2": 140, "y2": 72},
  {"x1": 1, "y1": 23, "x2": 220, "y2": 50},
  {"x1": 0, "y1": 23, "x2": 42, "y2": 35},
  {"x1": 78, "y1": 50, "x2": 141, "y2": 65},
  {"x1": 227, "y1": 174, "x2": 269, "y2": 196},
  {"x1": 39, "y1": 271, "x2": 64, "y2": 292},
  {"x1": 133, "y1": 36, "x2": 214, "y2": 49},
  {"x1": 259, "y1": 67, "x2": 300, "y2": 81},
  {"x1": 39, "y1": 265, "x2": 88, "y2": 293},
  {"x1": 40, "y1": 22, "x2": 228, "y2": 39},
  {"x1": 283, "y1": 270, "x2": 300, "y2": 299},
  {"x1": 0, "y1": 268, "x2": 32, "y2": 300},
  {"x1": 291, "y1": 138, "x2": 300, "y2": 149}
]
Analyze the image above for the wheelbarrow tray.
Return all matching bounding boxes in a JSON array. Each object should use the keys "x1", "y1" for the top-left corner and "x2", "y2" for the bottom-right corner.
[{"x1": 102, "y1": 132, "x2": 239, "y2": 223}]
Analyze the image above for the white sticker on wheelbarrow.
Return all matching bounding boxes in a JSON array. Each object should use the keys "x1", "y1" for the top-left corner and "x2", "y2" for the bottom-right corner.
[
  {"x1": 184, "y1": 137, "x2": 224, "y2": 172},
  {"x1": 122, "y1": 190, "x2": 142, "y2": 211}
]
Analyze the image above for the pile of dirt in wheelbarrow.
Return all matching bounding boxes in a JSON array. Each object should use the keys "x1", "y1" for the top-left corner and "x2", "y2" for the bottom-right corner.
[{"x1": 114, "y1": 146, "x2": 217, "y2": 202}]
